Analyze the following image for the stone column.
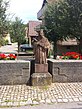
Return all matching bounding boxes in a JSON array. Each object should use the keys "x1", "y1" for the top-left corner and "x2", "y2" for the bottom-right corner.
[{"x1": 29, "y1": 36, "x2": 31, "y2": 46}]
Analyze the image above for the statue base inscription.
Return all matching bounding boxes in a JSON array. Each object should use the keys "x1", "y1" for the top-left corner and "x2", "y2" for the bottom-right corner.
[
  {"x1": 31, "y1": 72, "x2": 52, "y2": 86},
  {"x1": 35, "y1": 64, "x2": 48, "y2": 73}
]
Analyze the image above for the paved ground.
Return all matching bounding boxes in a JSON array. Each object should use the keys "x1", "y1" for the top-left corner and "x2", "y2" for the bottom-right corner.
[
  {"x1": 0, "y1": 43, "x2": 18, "y2": 53},
  {"x1": 0, "y1": 83, "x2": 82, "y2": 108},
  {"x1": 1, "y1": 102, "x2": 82, "y2": 109}
]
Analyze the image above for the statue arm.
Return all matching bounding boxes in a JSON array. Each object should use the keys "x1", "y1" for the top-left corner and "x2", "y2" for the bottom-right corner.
[{"x1": 32, "y1": 38, "x2": 38, "y2": 43}]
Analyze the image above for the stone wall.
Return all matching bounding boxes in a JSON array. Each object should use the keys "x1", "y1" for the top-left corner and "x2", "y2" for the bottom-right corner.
[
  {"x1": 48, "y1": 59, "x2": 82, "y2": 82},
  {"x1": 0, "y1": 60, "x2": 30, "y2": 85},
  {"x1": 17, "y1": 56, "x2": 34, "y2": 61}
]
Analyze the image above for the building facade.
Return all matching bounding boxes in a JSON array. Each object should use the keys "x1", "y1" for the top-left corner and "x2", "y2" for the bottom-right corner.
[{"x1": 26, "y1": 21, "x2": 42, "y2": 46}]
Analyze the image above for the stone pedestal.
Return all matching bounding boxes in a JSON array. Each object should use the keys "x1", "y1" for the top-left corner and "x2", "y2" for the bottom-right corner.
[
  {"x1": 35, "y1": 64, "x2": 48, "y2": 73},
  {"x1": 31, "y1": 63, "x2": 52, "y2": 86},
  {"x1": 31, "y1": 73, "x2": 52, "y2": 86}
]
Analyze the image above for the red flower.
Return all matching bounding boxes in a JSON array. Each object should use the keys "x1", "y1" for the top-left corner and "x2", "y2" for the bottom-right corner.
[
  {"x1": 72, "y1": 55, "x2": 79, "y2": 59},
  {"x1": 0, "y1": 54, "x2": 7, "y2": 60},
  {"x1": 62, "y1": 52, "x2": 81, "y2": 60},
  {"x1": 8, "y1": 54, "x2": 16, "y2": 60},
  {"x1": 80, "y1": 56, "x2": 82, "y2": 59},
  {"x1": 0, "y1": 54, "x2": 16, "y2": 60}
]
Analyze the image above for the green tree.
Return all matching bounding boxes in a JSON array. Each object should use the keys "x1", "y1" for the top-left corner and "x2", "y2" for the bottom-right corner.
[
  {"x1": 10, "y1": 17, "x2": 26, "y2": 52},
  {"x1": 0, "y1": 0, "x2": 9, "y2": 46},
  {"x1": 0, "y1": 0, "x2": 9, "y2": 37},
  {"x1": 44, "y1": 0, "x2": 82, "y2": 55}
]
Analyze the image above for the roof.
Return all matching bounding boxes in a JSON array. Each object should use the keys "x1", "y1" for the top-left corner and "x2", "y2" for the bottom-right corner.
[
  {"x1": 28, "y1": 21, "x2": 42, "y2": 37},
  {"x1": 42, "y1": 0, "x2": 59, "y2": 7},
  {"x1": 42, "y1": 0, "x2": 47, "y2": 8}
]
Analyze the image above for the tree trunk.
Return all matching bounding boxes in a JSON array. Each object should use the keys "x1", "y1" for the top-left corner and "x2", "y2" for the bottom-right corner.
[
  {"x1": 53, "y1": 41, "x2": 57, "y2": 59},
  {"x1": 18, "y1": 42, "x2": 20, "y2": 53}
]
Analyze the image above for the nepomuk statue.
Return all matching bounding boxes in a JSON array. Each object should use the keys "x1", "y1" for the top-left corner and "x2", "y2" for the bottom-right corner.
[{"x1": 33, "y1": 29, "x2": 50, "y2": 64}]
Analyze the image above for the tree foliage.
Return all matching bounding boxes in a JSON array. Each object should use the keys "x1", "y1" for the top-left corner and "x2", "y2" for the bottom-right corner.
[
  {"x1": 0, "y1": 0, "x2": 9, "y2": 37},
  {"x1": 44, "y1": 0, "x2": 82, "y2": 53},
  {"x1": 0, "y1": 0, "x2": 26, "y2": 50},
  {"x1": 10, "y1": 17, "x2": 26, "y2": 52}
]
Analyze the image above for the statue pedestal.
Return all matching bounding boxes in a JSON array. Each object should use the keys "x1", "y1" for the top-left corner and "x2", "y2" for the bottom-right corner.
[
  {"x1": 35, "y1": 64, "x2": 48, "y2": 73},
  {"x1": 31, "y1": 73, "x2": 52, "y2": 86},
  {"x1": 31, "y1": 63, "x2": 52, "y2": 86}
]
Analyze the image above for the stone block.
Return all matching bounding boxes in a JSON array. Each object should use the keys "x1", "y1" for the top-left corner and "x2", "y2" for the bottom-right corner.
[
  {"x1": 48, "y1": 60, "x2": 82, "y2": 82},
  {"x1": 31, "y1": 73, "x2": 52, "y2": 86},
  {"x1": 52, "y1": 74, "x2": 67, "y2": 83},
  {"x1": 0, "y1": 60, "x2": 30, "y2": 85},
  {"x1": 35, "y1": 64, "x2": 48, "y2": 73}
]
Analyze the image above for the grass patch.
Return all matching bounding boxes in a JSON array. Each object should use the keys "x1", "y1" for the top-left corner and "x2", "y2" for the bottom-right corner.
[
  {"x1": 38, "y1": 85, "x2": 49, "y2": 90},
  {"x1": 4, "y1": 99, "x2": 28, "y2": 103},
  {"x1": 32, "y1": 98, "x2": 40, "y2": 102},
  {"x1": 4, "y1": 100, "x2": 14, "y2": 102},
  {"x1": 26, "y1": 49, "x2": 33, "y2": 54}
]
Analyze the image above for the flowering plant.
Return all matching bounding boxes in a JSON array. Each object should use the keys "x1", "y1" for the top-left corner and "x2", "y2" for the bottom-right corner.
[
  {"x1": 60, "y1": 52, "x2": 82, "y2": 60},
  {"x1": 0, "y1": 54, "x2": 7, "y2": 60},
  {"x1": 0, "y1": 53, "x2": 16, "y2": 60},
  {"x1": 7, "y1": 54, "x2": 17, "y2": 60}
]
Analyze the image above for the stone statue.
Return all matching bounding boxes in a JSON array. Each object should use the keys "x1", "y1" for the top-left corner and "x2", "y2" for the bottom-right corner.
[
  {"x1": 31, "y1": 29, "x2": 52, "y2": 86},
  {"x1": 33, "y1": 29, "x2": 51, "y2": 64}
]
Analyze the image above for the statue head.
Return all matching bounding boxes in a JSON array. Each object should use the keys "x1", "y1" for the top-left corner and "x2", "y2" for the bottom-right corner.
[
  {"x1": 40, "y1": 29, "x2": 44, "y2": 37},
  {"x1": 36, "y1": 29, "x2": 45, "y2": 39}
]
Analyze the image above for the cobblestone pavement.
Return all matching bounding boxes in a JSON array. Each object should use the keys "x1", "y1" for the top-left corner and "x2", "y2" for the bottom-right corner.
[{"x1": 0, "y1": 83, "x2": 82, "y2": 107}]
